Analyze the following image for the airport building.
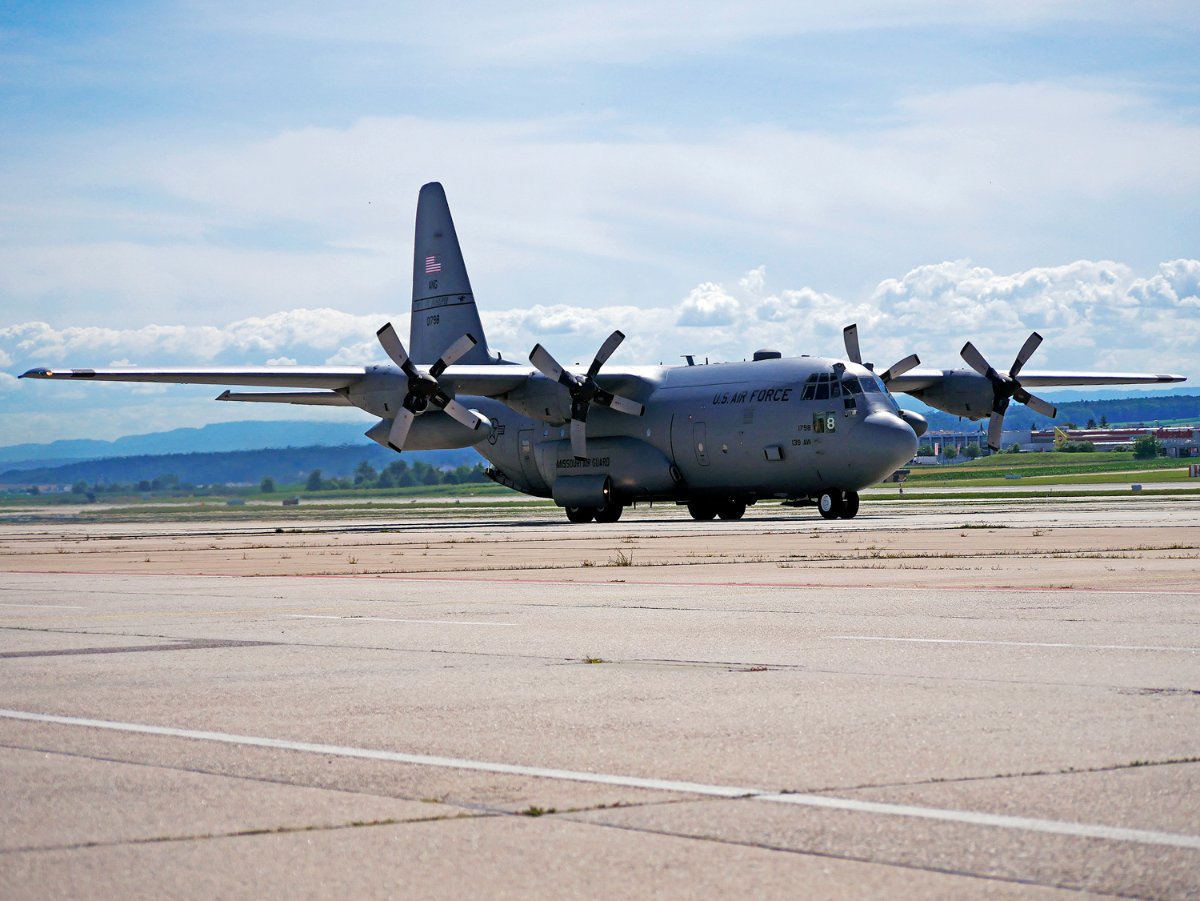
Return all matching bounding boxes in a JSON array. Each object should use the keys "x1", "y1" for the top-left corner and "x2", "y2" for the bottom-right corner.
[{"x1": 913, "y1": 425, "x2": 1200, "y2": 463}]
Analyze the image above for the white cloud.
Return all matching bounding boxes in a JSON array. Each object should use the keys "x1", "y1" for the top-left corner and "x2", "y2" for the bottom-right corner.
[{"x1": 677, "y1": 283, "x2": 740, "y2": 326}]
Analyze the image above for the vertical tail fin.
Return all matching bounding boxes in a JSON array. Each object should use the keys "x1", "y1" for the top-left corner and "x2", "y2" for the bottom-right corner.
[{"x1": 410, "y1": 182, "x2": 497, "y2": 365}]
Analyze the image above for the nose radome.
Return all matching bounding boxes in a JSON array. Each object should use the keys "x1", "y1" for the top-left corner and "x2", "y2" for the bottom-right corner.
[{"x1": 862, "y1": 410, "x2": 918, "y2": 479}]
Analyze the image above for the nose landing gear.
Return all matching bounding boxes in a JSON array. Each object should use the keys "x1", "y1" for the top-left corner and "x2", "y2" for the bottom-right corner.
[{"x1": 817, "y1": 489, "x2": 859, "y2": 520}]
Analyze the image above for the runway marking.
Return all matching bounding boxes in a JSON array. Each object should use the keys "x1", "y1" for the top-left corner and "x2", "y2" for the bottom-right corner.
[
  {"x1": 2, "y1": 708, "x2": 1198, "y2": 851},
  {"x1": 284, "y1": 615, "x2": 515, "y2": 627},
  {"x1": 0, "y1": 603, "x2": 86, "y2": 609},
  {"x1": 834, "y1": 636, "x2": 1200, "y2": 653}
]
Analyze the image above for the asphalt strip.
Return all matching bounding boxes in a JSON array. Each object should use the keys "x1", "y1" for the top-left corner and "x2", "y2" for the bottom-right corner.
[{"x1": 2, "y1": 708, "x2": 1197, "y2": 851}]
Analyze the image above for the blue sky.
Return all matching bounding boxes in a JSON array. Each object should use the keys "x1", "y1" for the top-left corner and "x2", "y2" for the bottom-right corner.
[{"x1": 2, "y1": 1, "x2": 1199, "y2": 442}]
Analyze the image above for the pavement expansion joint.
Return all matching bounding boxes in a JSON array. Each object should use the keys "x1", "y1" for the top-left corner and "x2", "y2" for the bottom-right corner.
[
  {"x1": 806, "y1": 755, "x2": 1200, "y2": 796},
  {"x1": 1, "y1": 812, "x2": 488, "y2": 857}
]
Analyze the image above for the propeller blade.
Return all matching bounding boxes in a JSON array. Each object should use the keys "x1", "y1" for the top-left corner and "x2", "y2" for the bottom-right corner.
[
  {"x1": 377, "y1": 322, "x2": 415, "y2": 375},
  {"x1": 605, "y1": 394, "x2": 644, "y2": 416},
  {"x1": 960, "y1": 341, "x2": 992, "y2": 378},
  {"x1": 430, "y1": 333, "x2": 478, "y2": 378},
  {"x1": 438, "y1": 396, "x2": 486, "y2": 431},
  {"x1": 1009, "y1": 332, "x2": 1043, "y2": 379},
  {"x1": 1020, "y1": 392, "x2": 1057, "y2": 419},
  {"x1": 843, "y1": 324, "x2": 862, "y2": 365},
  {"x1": 587, "y1": 330, "x2": 625, "y2": 378},
  {"x1": 387, "y1": 408, "x2": 415, "y2": 451},
  {"x1": 529, "y1": 344, "x2": 567, "y2": 385},
  {"x1": 987, "y1": 414, "x2": 1005, "y2": 451},
  {"x1": 879, "y1": 353, "x2": 920, "y2": 384},
  {"x1": 570, "y1": 417, "x2": 588, "y2": 460}
]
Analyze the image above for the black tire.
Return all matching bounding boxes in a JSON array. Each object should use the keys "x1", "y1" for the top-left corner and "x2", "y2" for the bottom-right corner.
[
  {"x1": 687, "y1": 501, "x2": 717, "y2": 521},
  {"x1": 839, "y1": 491, "x2": 860, "y2": 519},
  {"x1": 565, "y1": 506, "x2": 594, "y2": 524},
  {"x1": 716, "y1": 500, "x2": 746, "y2": 520},
  {"x1": 818, "y1": 491, "x2": 843, "y2": 520},
  {"x1": 594, "y1": 502, "x2": 623, "y2": 523}
]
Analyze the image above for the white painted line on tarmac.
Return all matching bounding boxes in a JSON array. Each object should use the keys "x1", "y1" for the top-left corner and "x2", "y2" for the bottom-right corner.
[
  {"x1": 0, "y1": 603, "x2": 86, "y2": 609},
  {"x1": 2, "y1": 707, "x2": 1198, "y2": 851},
  {"x1": 833, "y1": 636, "x2": 1200, "y2": 653},
  {"x1": 284, "y1": 614, "x2": 515, "y2": 627}
]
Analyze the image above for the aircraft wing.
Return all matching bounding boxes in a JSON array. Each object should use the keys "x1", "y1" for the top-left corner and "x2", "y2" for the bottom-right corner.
[
  {"x1": 16, "y1": 362, "x2": 628, "y2": 405},
  {"x1": 887, "y1": 368, "x2": 1185, "y2": 393},
  {"x1": 19, "y1": 366, "x2": 369, "y2": 389}
]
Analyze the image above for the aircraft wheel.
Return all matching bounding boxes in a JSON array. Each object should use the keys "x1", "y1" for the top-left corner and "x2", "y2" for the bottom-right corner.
[
  {"x1": 839, "y1": 491, "x2": 860, "y2": 519},
  {"x1": 817, "y1": 491, "x2": 843, "y2": 520},
  {"x1": 716, "y1": 500, "x2": 746, "y2": 520},
  {"x1": 687, "y1": 501, "x2": 717, "y2": 521},
  {"x1": 594, "y1": 502, "x2": 624, "y2": 523},
  {"x1": 565, "y1": 506, "x2": 594, "y2": 524}
]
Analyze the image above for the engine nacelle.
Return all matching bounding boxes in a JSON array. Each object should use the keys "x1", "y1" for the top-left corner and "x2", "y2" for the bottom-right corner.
[
  {"x1": 898, "y1": 409, "x2": 929, "y2": 437},
  {"x1": 904, "y1": 370, "x2": 993, "y2": 420},
  {"x1": 365, "y1": 412, "x2": 491, "y2": 451}
]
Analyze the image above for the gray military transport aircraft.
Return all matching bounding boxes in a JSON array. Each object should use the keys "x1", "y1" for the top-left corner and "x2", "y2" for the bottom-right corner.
[{"x1": 21, "y1": 183, "x2": 1186, "y2": 523}]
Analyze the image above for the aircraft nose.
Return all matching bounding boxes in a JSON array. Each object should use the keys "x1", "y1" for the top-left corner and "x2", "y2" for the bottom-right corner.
[{"x1": 861, "y1": 410, "x2": 918, "y2": 480}]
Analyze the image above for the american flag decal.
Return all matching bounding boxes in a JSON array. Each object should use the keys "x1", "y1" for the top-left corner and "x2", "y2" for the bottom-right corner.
[{"x1": 425, "y1": 255, "x2": 442, "y2": 274}]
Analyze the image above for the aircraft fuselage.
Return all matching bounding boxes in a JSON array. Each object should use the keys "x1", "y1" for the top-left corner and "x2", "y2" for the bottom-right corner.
[{"x1": 463, "y1": 355, "x2": 917, "y2": 509}]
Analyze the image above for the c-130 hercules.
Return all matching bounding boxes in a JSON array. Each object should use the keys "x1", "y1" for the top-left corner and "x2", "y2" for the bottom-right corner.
[{"x1": 22, "y1": 183, "x2": 1186, "y2": 523}]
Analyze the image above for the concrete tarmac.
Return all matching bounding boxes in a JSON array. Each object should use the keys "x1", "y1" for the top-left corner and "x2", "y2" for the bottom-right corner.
[{"x1": 1, "y1": 495, "x2": 1198, "y2": 898}]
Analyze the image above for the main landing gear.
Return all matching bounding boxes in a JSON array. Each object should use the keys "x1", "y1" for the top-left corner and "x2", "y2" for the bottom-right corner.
[
  {"x1": 565, "y1": 499, "x2": 624, "y2": 524},
  {"x1": 686, "y1": 499, "x2": 747, "y2": 521},
  {"x1": 817, "y1": 489, "x2": 859, "y2": 520}
]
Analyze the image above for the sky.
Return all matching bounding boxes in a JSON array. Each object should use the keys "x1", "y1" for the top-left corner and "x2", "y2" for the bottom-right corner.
[{"x1": 1, "y1": 1, "x2": 1198, "y2": 444}]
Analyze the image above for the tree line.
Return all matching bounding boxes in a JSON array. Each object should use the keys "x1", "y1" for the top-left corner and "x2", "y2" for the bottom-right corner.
[{"x1": 297, "y1": 459, "x2": 490, "y2": 492}]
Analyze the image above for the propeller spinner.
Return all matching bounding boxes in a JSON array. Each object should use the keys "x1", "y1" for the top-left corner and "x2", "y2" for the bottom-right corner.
[
  {"x1": 842, "y1": 324, "x2": 921, "y2": 384},
  {"x1": 376, "y1": 323, "x2": 489, "y2": 451},
  {"x1": 528, "y1": 330, "x2": 644, "y2": 460},
  {"x1": 960, "y1": 332, "x2": 1058, "y2": 451}
]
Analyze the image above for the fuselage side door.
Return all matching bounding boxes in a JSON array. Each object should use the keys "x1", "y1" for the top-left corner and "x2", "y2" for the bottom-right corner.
[
  {"x1": 517, "y1": 429, "x2": 543, "y2": 489},
  {"x1": 693, "y1": 422, "x2": 709, "y2": 466}
]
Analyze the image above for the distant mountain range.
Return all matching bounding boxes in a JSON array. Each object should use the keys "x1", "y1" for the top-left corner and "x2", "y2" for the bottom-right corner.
[
  {"x1": 0, "y1": 420, "x2": 481, "y2": 487},
  {"x1": 0, "y1": 421, "x2": 377, "y2": 470}
]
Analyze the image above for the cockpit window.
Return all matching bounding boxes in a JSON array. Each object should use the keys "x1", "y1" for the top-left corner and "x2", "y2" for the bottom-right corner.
[{"x1": 860, "y1": 376, "x2": 884, "y2": 393}]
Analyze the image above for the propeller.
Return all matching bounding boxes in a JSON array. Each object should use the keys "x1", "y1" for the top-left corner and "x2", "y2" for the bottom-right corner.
[
  {"x1": 376, "y1": 322, "x2": 488, "y2": 451},
  {"x1": 528, "y1": 330, "x2": 644, "y2": 460},
  {"x1": 842, "y1": 324, "x2": 921, "y2": 384},
  {"x1": 959, "y1": 332, "x2": 1058, "y2": 450}
]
